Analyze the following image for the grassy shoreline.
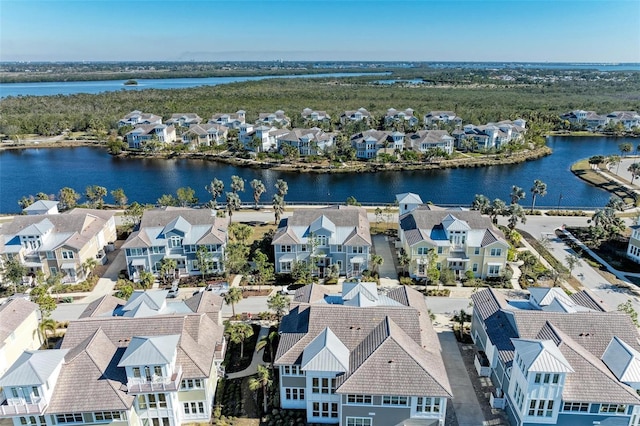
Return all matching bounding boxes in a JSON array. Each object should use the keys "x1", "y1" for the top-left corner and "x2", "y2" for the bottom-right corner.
[{"x1": 570, "y1": 158, "x2": 638, "y2": 206}]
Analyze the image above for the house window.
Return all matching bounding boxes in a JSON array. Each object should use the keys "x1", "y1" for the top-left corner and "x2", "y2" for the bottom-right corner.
[
  {"x1": 543, "y1": 373, "x2": 550, "y2": 384},
  {"x1": 472, "y1": 263, "x2": 478, "y2": 272},
  {"x1": 552, "y1": 374, "x2": 559, "y2": 384},
  {"x1": 280, "y1": 245, "x2": 292, "y2": 253},
  {"x1": 600, "y1": 404, "x2": 627, "y2": 414},
  {"x1": 50, "y1": 267, "x2": 58, "y2": 275},
  {"x1": 284, "y1": 388, "x2": 305, "y2": 400},
  {"x1": 133, "y1": 367, "x2": 141, "y2": 378},
  {"x1": 137, "y1": 395, "x2": 147, "y2": 409},
  {"x1": 312, "y1": 377, "x2": 335, "y2": 394},
  {"x1": 490, "y1": 248, "x2": 502, "y2": 256},
  {"x1": 127, "y1": 248, "x2": 144, "y2": 256},
  {"x1": 46, "y1": 251, "x2": 55, "y2": 260},
  {"x1": 563, "y1": 402, "x2": 589, "y2": 412},
  {"x1": 416, "y1": 397, "x2": 441, "y2": 413},
  {"x1": 300, "y1": 244, "x2": 308, "y2": 252},
  {"x1": 336, "y1": 245, "x2": 343, "y2": 253},
  {"x1": 280, "y1": 261, "x2": 292, "y2": 272},
  {"x1": 383, "y1": 396, "x2": 409, "y2": 406},
  {"x1": 181, "y1": 379, "x2": 203, "y2": 389},
  {"x1": 183, "y1": 401, "x2": 205, "y2": 415},
  {"x1": 18, "y1": 417, "x2": 46, "y2": 426},
  {"x1": 168, "y1": 236, "x2": 183, "y2": 248},
  {"x1": 474, "y1": 247, "x2": 480, "y2": 255},
  {"x1": 315, "y1": 235, "x2": 328, "y2": 246},
  {"x1": 61, "y1": 250, "x2": 74, "y2": 259},
  {"x1": 312, "y1": 402, "x2": 338, "y2": 418},
  {"x1": 154, "y1": 366, "x2": 162, "y2": 376},
  {"x1": 437, "y1": 247, "x2": 443, "y2": 254},
  {"x1": 55, "y1": 414, "x2": 83, "y2": 423},
  {"x1": 417, "y1": 247, "x2": 429, "y2": 255},
  {"x1": 346, "y1": 418, "x2": 372, "y2": 426},
  {"x1": 94, "y1": 412, "x2": 123, "y2": 422},
  {"x1": 528, "y1": 399, "x2": 553, "y2": 417},
  {"x1": 151, "y1": 246, "x2": 164, "y2": 254},
  {"x1": 282, "y1": 365, "x2": 302, "y2": 375},
  {"x1": 346, "y1": 394, "x2": 372, "y2": 405},
  {"x1": 534, "y1": 373, "x2": 541, "y2": 383},
  {"x1": 488, "y1": 265, "x2": 500, "y2": 275}
]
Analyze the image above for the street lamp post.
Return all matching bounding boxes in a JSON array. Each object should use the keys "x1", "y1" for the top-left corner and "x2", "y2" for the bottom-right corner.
[{"x1": 557, "y1": 193, "x2": 563, "y2": 212}]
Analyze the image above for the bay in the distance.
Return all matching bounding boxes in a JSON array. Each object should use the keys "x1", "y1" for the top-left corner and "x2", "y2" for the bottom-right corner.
[{"x1": 1, "y1": 136, "x2": 632, "y2": 213}]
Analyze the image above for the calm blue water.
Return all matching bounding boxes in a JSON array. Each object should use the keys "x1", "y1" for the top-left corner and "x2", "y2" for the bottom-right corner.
[
  {"x1": 0, "y1": 72, "x2": 387, "y2": 98},
  {"x1": 0, "y1": 136, "x2": 634, "y2": 213}
]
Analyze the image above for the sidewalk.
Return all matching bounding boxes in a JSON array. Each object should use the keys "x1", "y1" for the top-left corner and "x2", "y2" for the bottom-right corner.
[{"x1": 226, "y1": 325, "x2": 269, "y2": 379}]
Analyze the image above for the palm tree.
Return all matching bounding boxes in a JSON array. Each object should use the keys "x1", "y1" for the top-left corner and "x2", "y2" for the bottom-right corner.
[
  {"x1": 619, "y1": 142, "x2": 633, "y2": 157},
  {"x1": 510, "y1": 185, "x2": 526, "y2": 205},
  {"x1": 266, "y1": 293, "x2": 288, "y2": 321},
  {"x1": 507, "y1": 203, "x2": 527, "y2": 230},
  {"x1": 250, "y1": 179, "x2": 266, "y2": 209},
  {"x1": 223, "y1": 287, "x2": 243, "y2": 317},
  {"x1": 227, "y1": 322, "x2": 254, "y2": 359},
  {"x1": 225, "y1": 192, "x2": 241, "y2": 224},
  {"x1": 82, "y1": 257, "x2": 98, "y2": 279},
  {"x1": 472, "y1": 194, "x2": 491, "y2": 214},
  {"x1": 489, "y1": 198, "x2": 507, "y2": 224},
  {"x1": 205, "y1": 178, "x2": 224, "y2": 207},
  {"x1": 398, "y1": 250, "x2": 410, "y2": 276},
  {"x1": 248, "y1": 365, "x2": 272, "y2": 415},
  {"x1": 256, "y1": 330, "x2": 279, "y2": 370},
  {"x1": 370, "y1": 254, "x2": 384, "y2": 275},
  {"x1": 607, "y1": 155, "x2": 621, "y2": 174},
  {"x1": 230, "y1": 175, "x2": 245, "y2": 194},
  {"x1": 37, "y1": 317, "x2": 57, "y2": 348},
  {"x1": 628, "y1": 162, "x2": 640, "y2": 185},
  {"x1": 275, "y1": 179, "x2": 288, "y2": 198},
  {"x1": 530, "y1": 179, "x2": 547, "y2": 212},
  {"x1": 272, "y1": 194, "x2": 284, "y2": 224}
]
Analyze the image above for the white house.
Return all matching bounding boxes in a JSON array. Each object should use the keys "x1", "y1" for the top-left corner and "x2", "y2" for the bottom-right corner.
[
  {"x1": 384, "y1": 108, "x2": 419, "y2": 127},
  {"x1": 165, "y1": 113, "x2": 203, "y2": 128},
  {"x1": 406, "y1": 130, "x2": 455, "y2": 155},
  {"x1": 301, "y1": 108, "x2": 331, "y2": 123},
  {"x1": 209, "y1": 110, "x2": 246, "y2": 129},
  {"x1": 118, "y1": 111, "x2": 163, "y2": 128},
  {"x1": 340, "y1": 107, "x2": 372, "y2": 124},
  {"x1": 239, "y1": 124, "x2": 283, "y2": 152},
  {"x1": 350, "y1": 129, "x2": 404, "y2": 159},
  {"x1": 423, "y1": 111, "x2": 462, "y2": 127},
  {"x1": 256, "y1": 110, "x2": 290, "y2": 127},
  {"x1": 276, "y1": 284, "x2": 452, "y2": 425},
  {"x1": 396, "y1": 192, "x2": 423, "y2": 216},
  {"x1": 182, "y1": 123, "x2": 228, "y2": 147},
  {"x1": 125, "y1": 124, "x2": 177, "y2": 149},
  {"x1": 276, "y1": 128, "x2": 335, "y2": 156}
]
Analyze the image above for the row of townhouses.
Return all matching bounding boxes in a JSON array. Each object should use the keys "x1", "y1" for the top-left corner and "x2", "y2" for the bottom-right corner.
[
  {"x1": 0, "y1": 289, "x2": 226, "y2": 426},
  {"x1": 1, "y1": 199, "x2": 510, "y2": 285},
  {"x1": 560, "y1": 110, "x2": 640, "y2": 130},
  {"x1": 117, "y1": 109, "x2": 526, "y2": 155}
]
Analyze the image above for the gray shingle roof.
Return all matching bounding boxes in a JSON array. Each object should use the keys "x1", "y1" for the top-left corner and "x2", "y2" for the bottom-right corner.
[{"x1": 0, "y1": 298, "x2": 38, "y2": 343}]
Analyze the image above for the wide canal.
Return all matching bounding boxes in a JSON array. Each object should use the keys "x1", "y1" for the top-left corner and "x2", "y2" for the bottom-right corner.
[{"x1": 1, "y1": 136, "x2": 637, "y2": 213}]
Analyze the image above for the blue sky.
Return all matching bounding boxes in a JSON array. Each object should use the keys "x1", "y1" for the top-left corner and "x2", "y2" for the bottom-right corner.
[{"x1": 1, "y1": 0, "x2": 639, "y2": 62}]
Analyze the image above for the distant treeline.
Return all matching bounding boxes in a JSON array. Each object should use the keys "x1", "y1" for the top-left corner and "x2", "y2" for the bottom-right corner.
[{"x1": 1, "y1": 69, "x2": 639, "y2": 137}]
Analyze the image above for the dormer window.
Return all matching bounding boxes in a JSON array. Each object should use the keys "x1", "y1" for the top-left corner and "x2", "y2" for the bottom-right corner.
[{"x1": 169, "y1": 236, "x2": 183, "y2": 248}]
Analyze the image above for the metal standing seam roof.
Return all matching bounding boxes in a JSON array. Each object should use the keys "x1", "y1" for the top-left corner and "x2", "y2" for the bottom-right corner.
[
  {"x1": 511, "y1": 339, "x2": 573, "y2": 373},
  {"x1": 301, "y1": 327, "x2": 349, "y2": 372},
  {"x1": 0, "y1": 350, "x2": 69, "y2": 387},
  {"x1": 602, "y1": 336, "x2": 640, "y2": 383},
  {"x1": 118, "y1": 335, "x2": 180, "y2": 367}
]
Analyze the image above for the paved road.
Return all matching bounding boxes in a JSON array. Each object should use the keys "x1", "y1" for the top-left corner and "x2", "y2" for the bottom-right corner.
[{"x1": 372, "y1": 234, "x2": 398, "y2": 281}]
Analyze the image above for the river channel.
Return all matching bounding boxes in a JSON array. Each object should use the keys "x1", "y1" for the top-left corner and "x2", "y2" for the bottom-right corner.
[{"x1": 0, "y1": 136, "x2": 636, "y2": 213}]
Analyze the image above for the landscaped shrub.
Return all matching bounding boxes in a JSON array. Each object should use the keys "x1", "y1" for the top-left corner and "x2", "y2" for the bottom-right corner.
[{"x1": 426, "y1": 289, "x2": 451, "y2": 297}]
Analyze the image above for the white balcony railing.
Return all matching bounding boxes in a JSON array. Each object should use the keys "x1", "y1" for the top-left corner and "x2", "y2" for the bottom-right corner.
[
  {"x1": 0, "y1": 397, "x2": 46, "y2": 417},
  {"x1": 126, "y1": 365, "x2": 182, "y2": 393}
]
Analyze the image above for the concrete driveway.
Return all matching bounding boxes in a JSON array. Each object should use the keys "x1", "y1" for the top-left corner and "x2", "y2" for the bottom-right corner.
[{"x1": 373, "y1": 234, "x2": 398, "y2": 282}]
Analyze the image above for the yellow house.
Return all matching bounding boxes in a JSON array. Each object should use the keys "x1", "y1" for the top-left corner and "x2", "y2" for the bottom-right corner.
[
  {"x1": 399, "y1": 208, "x2": 509, "y2": 280},
  {"x1": 0, "y1": 298, "x2": 40, "y2": 377}
]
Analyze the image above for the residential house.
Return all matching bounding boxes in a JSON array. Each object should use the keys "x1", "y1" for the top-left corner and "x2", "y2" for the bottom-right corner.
[
  {"x1": 340, "y1": 108, "x2": 372, "y2": 125},
  {"x1": 350, "y1": 129, "x2": 404, "y2": 159},
  {"x1": 0, "y1": 209, "x2": 116, "y2": 283},
  {"x1": 118, "y1": 111, "x2": 163, "y2": 128},
  {"x1": 122, "y1": 208, "x2": 228, "y2": 281},
  {"x1": 607, "y1": 111, "x2": 640, "y2": 130},
  {"x1": 182, "y1": 123, "x2": 228, "y2": 148},
  {"x1": 272, "y1": 206, "x2": 371, "y2": 278},
  {"x1": 23, "y1": 201, "x2": 58, "y2": 216},
  {"x1": 275, "y1": 283, "x2": 452, "y2": 425},
  {"x1": 384, "y1": 108, "x2": 419, "y2": 128},
  {"x1": 0, "y1": 299, "x2": 226, "y2": 426},
  {"x1": 396, "y1": 193, "x2": 423, "y2": 216},
  {"x1": 423, "y1": 111, "x2": 462, "y2": 127},
  {"x1": 398, "y1": 207, "x2": 509, "y2": 279},
  {"x1": 406, "y1": 130, "x2": 455, "y2": 155},
  {"x1": 627, "y1": 219, "x2": 640, "y2": 263},
  {"x1": 452, "y1": 119, "x2": 526, "y2": 150},
  {"x1": 276, "y1": 128, "x2": 335, "y2": 156},
  {"x1": 165, "y1": 113, "x2": 203, "y2": 128},
  {"x1": 0, "y1": 299, "x2": 41, "y2": 378},
  {"x1": 238, "y1": 124, "x2": 284, "y2": 152},
  {"x1": 471, "y1": 287, "x2": 640, "y2": 426},
  {"x1": 209, "y1": 111, "x2": 246, "y2": 129},
  {"x1": 256, "y1": 110, "x2": 290, "y2": 127},
  {"x1": 125, "y1": 124, "x2": 177, "y2": 149},
  {"x1": 560, "y1": 110, "x2": 609, "y2": 130},
  {"x1": 301, "y1": 108, "x2": 331, "y2": 123}
]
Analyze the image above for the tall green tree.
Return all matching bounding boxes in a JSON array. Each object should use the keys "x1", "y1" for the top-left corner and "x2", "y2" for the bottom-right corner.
[
  {"x1": 530, "y1": 179, "x2": 547, "y2": 212},
  {"x1": 489, "y1": 198, "x2": 508, "y2": 224},
  {"x1": 272, "y1": 194, "x2": 284, "y2": 225},
  {"x1": 229, "y1": 223, "x2": 253, "y2": 244},
  {"x1": 507, "y1": 203, "x2": 527, "y2": 230},
  {"x1": 195, "y1": 246, "x2": 213, "y2": 283},
  {"x1": 267, "y1": 292, "x2": 289, "y2": 321},
  {"x1": 226, "y1": 321, "x2": 254, "y2": 358},
  {"x1": 82, "y1": 257, "x2": 98, "y2": 279},
  {"x1": 3, "y1": 258, "x2": 27, "y2": 294},
  {"x1": 252, "y1": 250, "x2": 274, "y2": 289},
  {"x1": 256, "y1": 330, "x2": 279, "y2": 370},
  {"x1": 205, "y1": 178, "x2": 225, "y2": 207},
  {"x1": 370, "y1": 254, "x2": 384, "y2": 274},
  {"x1": 510, "y1": 185, "x2": 526, "y2": 205},
  {"x1": 628, "y1": 162, "x2": 640, "y2": 185},
  {"x1": 157, "y1": 194, "x2": 178, "y2": 207},
  {"x1": 275, "y1": 179, "x2": 288, "y2": 198},
  {"x1": 225, "y1": 192, "x2": 241, "y2": 223},
  {"x1": 37, "y1": 317, "x2": 57, "y2": 348},
  {"x1": 249, "y1": 365, "x2": 272, "y2": 415},
  {"x1": 30, "y1": 285, "x2": 57, "y2": 318},
  {"x1": 619, "y1": 142, "x2": 633, "y2": 157},
  {"x1": 230, "y1": 175, "x2": 245, "y2": 194},
  {"x1": 225, "y1": 242, "x2": 250, "y2": 275},
  {"x1": 85, "y1": 185, "x2": 107, "y2": 208},
  {"x1": 223, "y1": 287, "x2": 244, "y2": 317},
  {"x1": 176, "y1": 186, "x2": 198, "y2": 207},
  {"x1": 472, "y1": 194, "x2": 491, "y2": 214},
  {"x1": 110, "y1": 188, "x2": 128, "y2": 208},
  {"x1": 58, "y1": 187, "x2": 80, "y2": 210},
  {"x1": 159, "y1": 258, "x2": 177, "y2": 285},
  {"x1": 250, "y1": 179, "x2": 266, "y2": 209},
  {"x1": 124, "y1": 201, "x2": 145, "y2": 228}
]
